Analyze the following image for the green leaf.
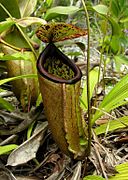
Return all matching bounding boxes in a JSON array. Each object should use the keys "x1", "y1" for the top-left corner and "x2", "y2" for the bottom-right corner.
[
  {"x1": 18, "y1": 0, "x2": 37, "y2": 17},
  {"x1": 0, "y1": 74, "x2": 37, "y2": 86},
  {"x1": 67, "y1": 51, "x2": 82, "y2": 57},
  {"x1": 0, "y1": 51, "x2": 36, "y2": 61},
  {"x1": 75, "y1": 42, "x2": 86, "y2": 52},
  {"x1": 110, "y1": 35, "x2": 120, "y2": 54},
  {"x1": 107, "y1": 17, "x2": 121, "y2": 36},
  {"x1": 110, "y1": 0, "x2": 120, "y2": 18},
  {"x1": 109, "y1": 162, "x2": 128, "y2": 180},
  {"x1": 36, "y1": 93, "x2": 42, "y2": 107},
  {"x1": 114, "y1": 55, "x2": 128, "y2": 65},
  {"x1": 92, "y1": 74, "x2": 128, "y2": 124},
  {"x1": 0, "y1": 144, "x2": 18, "y2": 155},
  {"x1": 27, "y1": 121, "x2": 35, "y2": 139},
  {"x1": 0, "y1": 97, "x2": 14, "y2": 111},
  {"x1": 92, "y1": 5, "x2": 121, "y2": 36},
  {"x1": 83, "y1": 175, "x2": 105, "y2": 180},
  {"x1": 0, "y1": 20, "x2": 14, "y2": 33},
  {"x1": 0, "y1": 0, "x2": 21, "y2": 21},
  {"x1": 114, "y1": 55, "x2": 128, "y2": 71},
  {"x1": 120, "y1": 17, "x2": 128, "y2": 23},
  {"x1": 81, "y1": 69, "x2": 99, "y2": 110},
  {"x1": 46, "y1": 0, "x2": 53, "y2": 7},
  {"x1": 3, "y1": 26, "x2": 30, "y2": 48},
  {"x1": 44, "y1": 6, "x2": 80, "y2": 21},
  {"x1": 92, "y1": 5, "x2": 109, "y2": 15},
  {"x1": 95, "y1": 116, "x2": 128, "y2": 135},
  {"x1": 17, "y1": 17, "x2": 46, "y2": 27},
  {"x1": 118, "y1": 0, "x2": 125, "y2": 7}
]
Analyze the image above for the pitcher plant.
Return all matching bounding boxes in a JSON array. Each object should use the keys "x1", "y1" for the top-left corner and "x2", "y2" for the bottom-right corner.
[{"x1": 36, "y1": 23, "x2": 88, "y2": 159}]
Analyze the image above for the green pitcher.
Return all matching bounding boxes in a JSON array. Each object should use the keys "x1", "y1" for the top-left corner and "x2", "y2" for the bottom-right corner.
[{"x1": 37, "y1": 43, "x2": 88, "y2": 159}]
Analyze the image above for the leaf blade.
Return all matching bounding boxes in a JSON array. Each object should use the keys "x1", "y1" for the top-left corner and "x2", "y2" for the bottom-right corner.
[
  {"x1": 0, "y1": 97, "x2": 14, "y2": 111},
  {"x1": 95, "y1": 116, "x2": 128, "y2": 135},
  {"x1": 92, "y1": 5, "x2": 109, "y2": 15},
  {"x1": 44, "y1": 6, "x2": 80, "y2": 21},
  {"x1": 0, "y1": 74, "x2": 37, "y2": 86},
  {"x1": 0, "y1": 144, "x2": 18, "y2": 155},
  {"x1": 92, "y1": 74, "x2": 128, "y2": 124},
  {"x1": 18, "y1": 0, "x2": 37, "y2": 17}
]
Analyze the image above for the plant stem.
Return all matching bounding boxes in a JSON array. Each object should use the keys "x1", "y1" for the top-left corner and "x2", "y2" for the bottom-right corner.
[
  {"x1": 81, "y1": 0, "x2": 91, "y2": 156},
  {"x1": 0, "y1": 37, "x2": 31, "y2": 52},
  {"x1": 0, "y1": 38, "x2": 21, "y2": 51},
  {"x1": 0, "y1": 3, "x2": 38, "y2": 59}
]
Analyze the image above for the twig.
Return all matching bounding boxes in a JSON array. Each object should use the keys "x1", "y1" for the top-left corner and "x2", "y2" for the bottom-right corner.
[
  {"x1": 81, "y1": 0, "x2": 91, "y2": 156},
  {"x1": 0, "y1": 104, "x2": 43, "y2": 135},
  {"x1": 0, "y1": 135, "x2": 17, "y2": 145},
  {"x1": 92, "y1": 142, "x2": 108, "y2": 179}
]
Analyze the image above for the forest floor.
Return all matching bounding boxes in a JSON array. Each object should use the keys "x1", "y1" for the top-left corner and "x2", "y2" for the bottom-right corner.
[{"x1": 0, "y1": 45, "x2": 128, "y2": 180}]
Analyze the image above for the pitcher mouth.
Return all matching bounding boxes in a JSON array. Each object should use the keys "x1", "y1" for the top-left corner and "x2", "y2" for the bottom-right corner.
[{"x1": 37, "y1": 43, "x2": 82, "y2": 84}]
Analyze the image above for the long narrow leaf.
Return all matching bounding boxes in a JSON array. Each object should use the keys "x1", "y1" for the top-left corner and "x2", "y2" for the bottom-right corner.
[
  {"x1": 81, "y1": 69, "x2": 98, "y2": 110},
  {"x1": 0, "y1": 144, "x2": 18, "y2": 155},
  {"x1": 95, "y1": 116, "x2": 128, "y2": 135},
  {"x1": 92, "y1": 74, "x2": 128, "y2": 124},
  {"x1": 84, "y1": 175, "x2": 105, "y2": 180},
  {"x1": 0, "y1": 52, "x2": 33, "y2": 61},
  {"x1": 109, "y1": 162, "x2": 128, "y2": 180},
  {"x1": 0, "y1": 97, "x2": 14, "y2": 111},
  {"x1": 0, "y1": 74, "x2": 37, "y2": 86}
]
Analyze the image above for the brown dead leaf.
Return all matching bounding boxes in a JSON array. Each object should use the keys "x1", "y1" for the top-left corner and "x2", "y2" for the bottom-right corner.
[{"x1": 7, "y1": 121, "x2": 48, "y2": 166}]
